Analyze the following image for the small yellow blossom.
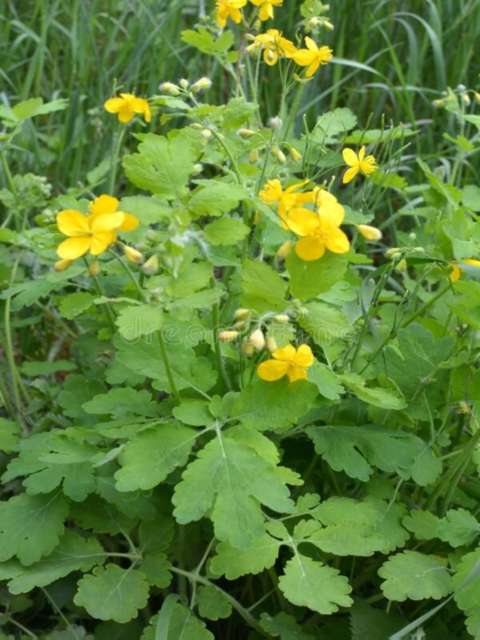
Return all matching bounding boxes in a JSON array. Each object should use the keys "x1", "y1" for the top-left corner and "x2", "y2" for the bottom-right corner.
[
  {"x1": 291, "y1": 204, "x2": 350, "y2": 261},
  {"x1": 293, "y1": 37, "x2": 333, "y2": 77},
  {"x1": 257, "y1": 344, "x2": 314, "y2": 383},
  {"x1": 342, "y1": 147, "x2": 377, "y2": 184},
  {"x1": 260, "y1": 179, "x2": 316, "y2": 227},
  {"x1": 249, "y1": 0, "x2": 283, "y2": 21},
  {"x1": 56, "y1": 195, "x2": 139, "y2": 261},
  {"x1": 450, "y1": 259, "x2": 480, "y2": 282},
  {"x1": 247, "y1": 29, "x2": 296, "y2": 66},
  {"x1": 215, "y1": 0, "x2": 247, "y2": 28},
  {"x1": 357, "y1": 224, "x2": 383, "y2": 241},
  {"x1": 104, "y1": 93, "x2": 151, "y2": 124}
]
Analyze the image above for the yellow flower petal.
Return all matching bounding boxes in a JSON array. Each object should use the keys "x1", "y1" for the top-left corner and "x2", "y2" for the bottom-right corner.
[
  {"x1": 90, "y1": 195, "x2": 119, "y2": 216},
  {"x1": 257, "y1": 359, "x2": 289, "y2": 381},
  {"x1": 57, "y1": 236, "x2": 92, "y2": 260},
  {"x1": 104, "y1": 97, "x2": 124, "y2": 114},
  {"x1": 450, "y1": 264, "x2": 462, "y2": 282},
  {"x1": 90, "y1": 211, "x2": 125, "y2": 233},
  {"x1": 117, "y1": 106, "x2": 134, "y2": 123},
  {"x1": 287, "y1": 365, "x2": 308, "y2": 383},
  {"x1": 272, "y1": 345, "x2": 296, "y2": 361},
  {"x1": 304, "y1": 36, "x2": 318, "y2": 52},
  {"x1": 342, "y1": 148, "x2": 358, "y2": 167},
  {"x1": 358, "y1": 146, "x2": 366, "y2": 161},
  {"x1": 342, "y1": 166, "x2": 359, "y2": 184},
  {"x1": 325, "y1": 226, "x2": 350, "y2": 254},
  {"x1": 57, "y1": 210, "x2": 90, "y2": 237},
  {"x1": 464, "y1": 258, "x2": 480, "y2": 268},
  {"x1": 295, "y1": 237, "x2": 325, "y2": 261},
  {"x1": 293, "y1": 49, "x2": 315, "y2": 66},
  {"x1": 285, "y1": 208, "x2": 319, "y2": 237},
  {"x1": 293, "y1": 344, "x2": 314, "y2": 367},
  {"x1": 90, "y1": 231, "x2": 116, "y2": 256},
  {"x1": 119, "y1": 212, "x2": 140, "y2": 232}
]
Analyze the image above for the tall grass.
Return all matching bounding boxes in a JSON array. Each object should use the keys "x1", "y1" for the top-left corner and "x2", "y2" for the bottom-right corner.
[{"x1": 1, "y1": 0, "x2": 480, "y2": 188}]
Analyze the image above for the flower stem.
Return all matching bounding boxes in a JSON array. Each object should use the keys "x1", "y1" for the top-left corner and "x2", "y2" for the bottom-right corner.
[
  {"x1": 107, "y1": 126, "x2": 126, "y2": 193},
  {"x1": 212, "y1": 303, "x2": 232, "y2": 391}
]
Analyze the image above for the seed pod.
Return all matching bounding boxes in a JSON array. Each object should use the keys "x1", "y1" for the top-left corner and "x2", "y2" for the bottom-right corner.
[
  {"x1": 179, "y1": 78, "x2": 190, "y2": 89},
  {"x1": 219, "y1": 330, "x2": 239, "y2": 343},
  {"x1": 54, "y1": 259, "x2": 73, "y2": 272},
  {"x1": 237, "y1": 128, "x2": 256, "y2": 138},
  {"x1": 88, "y1": 260, "x2": 101, "y2": 276},
  {"x1": 142, "y1": 255, "x2": 159, "y2": 275},
  {"x1": 123, "y1": 245, "x2": 144, "y2": 264},
  {"x1": 249, "y1": 328, "x2": 266, "y2": 351}
]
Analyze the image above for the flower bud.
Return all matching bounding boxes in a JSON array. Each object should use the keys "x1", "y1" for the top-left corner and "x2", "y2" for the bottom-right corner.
[
  {"x1": 237, "y1": 128, "x2": 256, "y2": 138},
  {"x1": 89, "y1": 260, "x2": 101, "y2": 276},
  {"x1": 272, "y1": 146, "x2": 287, "y2": 164},
  {"x1": 159, "y1": 81, "x2": 180, "y2": 95},
  {"x1": 274, "y1": 314, "x2": 289, "y2": 324},
  {"x1": 142, "y1": 255, "x2": 159, "y2": 275},
  {"x1": 463, "y1": 93, "x2": 471, "y2": 106},
  {"x1": 234, "y1": 308, "x2": 250, "y2": 321},
  {"x1": 241, "y1": 339, "x2": 255, "y2": 356},
  {"x1": 201, "y1": 129, "x2": 212, "y2": 140},
  {"x1": 191, "y1": 77, "x2": 212, "y2": 93},
  {"x1": 289, "y1": 147, "x2": 302, "y2": 162},
  {"x1": 266, "y1": 336, "x2": 278, "y2": 352},
  {"x1": 123, "y1": 245, "x2": 144, "y2": 264},
  {"x1": 385, "y1": 247, "x2": 402, "y2": 259},
  {"x1": 474, "y1": 92, "x2": 480, "y2": 104},
  {"x1": 323, "y1": 19, "x2": 334, "y2": 31},
  {"x1": 249, "y1": 328, "x2": 265, "y2": 351},
  {"x1": 179, "y1": 78, "x2": 190, "y2": 89},
  {"x1": 249, "y1": 150, "x2": 260, "y2": 163},
  {"x1": 396, "y1": 258, "x2": 407, "y2": 272},
  {"x1": 192, "y1": 163, "x2": 203, "y2": 175},
  {"x1": 268, "y1": 116, "x2": 283, "y2": 129},
  {"x1": 219, "y1": 330, "x2": 239, "y2": 343},
  {"x1": 357, "y1": 224, "x2": 383, "y2": 241},
  {"x1": 233, "y1": 320, "x2": 246, "y2": 330},
  {"x1": 54, "y1": 259, "x2": 73, "y2": 272},
  {"x1": 276, "y1": 240, "x2": 292, "y2": 259}
]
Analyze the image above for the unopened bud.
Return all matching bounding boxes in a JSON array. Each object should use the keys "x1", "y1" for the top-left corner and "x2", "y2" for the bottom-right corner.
[
  {"x1": 219, "y1": 330, "x2": 239, "y2": 343},
  {"x1": 249, "y1": 150, "x2": 259, "y2": 163},
  {"x1": 474, "y1": 92, "x2": 480, "y2": 104},
  {"x1": 266, "y1": 336, "x2": 278, "y2": 352},
  {"x1": 289, "y1": 147, "x2": 302, "y2": 162},
  {"x1": 54, "y1": 259, "x2": 73, "y2": 272},
  {"x1": 269, "y1": 116, "x2": 283, "y2": 129},
  {"x1": 89, "y1": 260, "x2": 101, "y2": 276},
  {"x1": 159, "y1": 82, "x2": 180, "y2": 96},
  {"x1": 357, "y1": 224, "x2": 383, "y2": 241},
  {"x1": 123, "y1": 245, "x2": 144, "y2": 264},
  {"x1": 385, "y1": 247, "x2": 402, "y2": 259},
  {"x1": 323, "y1": 19, "x2": 334, "y2": 31},
  {"x1": 142, "y1": 254, "x2": 159, "y2": 275},
  {"x1": 233, "y1": 320, "x2": 246, "y2": 330},
  {"x1": 432, "y1": 99, "x2": 445, "y2": 108},
  {"x1": 272, "y1": 146, "x2": 287, "y2": 164},
  {"x1": 396, "y1": 258, "x2": 407, "y2": 272},
  {"x1": 274, "y1": 314, "x2": 289, "y2": 324},
  {"x1": 249, "y1": 328, "x2": 265, "y2": 351},
  {"x1": 242, "y1": 339, "x2": 255, "y2": 356},
  {"x1": 179, "y1": 78, "x2": 190, "y2": 89},
  {"x1": 408, "y1": 232, "x2": 417, "y2": 241},
  {"x1": 234, "y1": 308, "x2": 250, "y2": 321},
  {"x1": 201, "y1": 129, "x2": 212, "y2": 140},
  {"x1": 276, "y1": 240, "x2": 292, "y2": 259},
  {"x1": 191, "y1": 77, "x2": 212, "y2": 93},
  {"x1": 237, "y1": 128, "x2": 256, "y2": 139},
  {"x1": 192, "y1": 163, "x2": 203, "y2": 175},
  {"x1": 463, "y1": 94, "x2": 471, "y2": 106}
]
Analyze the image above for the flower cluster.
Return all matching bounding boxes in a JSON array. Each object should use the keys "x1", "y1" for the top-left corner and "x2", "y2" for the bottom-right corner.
[
  {"x1": 56, "y1": 195, "x2": 139, "y2": 262},
  {"x1": 216, "y1": 0, "x2": 283, "y2": 27},
  {"x1": 260, "y1": 180, "x2": 350, "y2": 261}
]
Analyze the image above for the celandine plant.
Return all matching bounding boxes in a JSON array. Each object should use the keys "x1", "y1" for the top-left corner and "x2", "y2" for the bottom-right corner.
[{"x1": 2, "y1": 1, "x2": 480, "y2": 638}]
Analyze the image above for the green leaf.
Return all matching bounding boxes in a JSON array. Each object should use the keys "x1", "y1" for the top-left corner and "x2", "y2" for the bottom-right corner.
[
  {"x1": 21, "y1": 360, "x2": 76, "y2": 377},
  {"x1": 308, "y1": 363, "x2": 344, "y2": 400},
  {"x1": 438, "y1": 509, "x2": 480, "y2": 548},
  {"x1": 120, "y1": 195, "x2": 171, "y2": 224},
  {"x1": 0, "y1": 418, "x2": 20, "y2": 453},
  {"x1": 172, "y1": 400, "x2": 213, "y2": 426},
  {"x1": 204, "y1": 217, "x2": 249, "y2": 245},
  {"x1": 123, "y1": 130, "x2": 201, "y2": 198},
  {"x1": 306, "y1": 497, "x2": 409, "y2": 556},
  {"x1": 74, "y1": 564, "x2": 150, "y2": 623},
  {"x1": 241, "y1": 259, "x2": 288, "y2": 313},
  {"x1": 83, "y1": 388, "x2": 157, "y2": 418},
  {"x1": 173, "y1": 433, "x2": 295, "y2": 548},
  {"x1": 59, "y1": 292, "x2": 95, "y2": 319},
  {"x1": 188, "y1": 180, "x2": 247, "y2": 218},
  {"x1": 182, "y1": 27, "x2": 233, "y2": 55},
  {"x1": 115, "y1": 304, "x2": 163, "y2": 341},
  {"x1": 279, "y1": 555, "x2": 353, "y2": 614},
  {"x1": 379, "y1": 551, "x2": 452, "y2": 602},
  {"x1": 0, "y1": 493, "x2": 69, "y2": 565},
  {"x1": 299, "y1": 301, "x2": 353, "y2": 344},
  {"x1": 402, "y1": 510, "x2": 441, "y2": 541},
  {"x1": 12, "y1": 97, "x2": 67, "y2": 121},
  {"x1": 452, "y1": 549, "x2": 480, "y2": 638},
  {"x1": 210, "y1": 534, "x2": 280, "y2": 580},
  {"x1": 115, "y1": 423, "x2": 197, "y2": 491},
  {"x1": 286, "y1": 252, "x2": 348, "y2": 300},
  {"x1": 142, "y1": 601, "x2": 214, "y2": 640},
  {"x1": 232, "y1": 379, "x2": 318, "y2": 431},
  {"x1": 350, "y1": 601, "x2": 405, "y2": 640},
  {"x1": 307, "y1": 425, "x2": 441, "y2": 484},
  {"x1": 462, "y1": 185, "x2": 480, "y2": 212},
  {"x1": 260, "y1": 612, "x2": 315, "y2": 639},
  {"x1": 311, "y1": 108, "x2": 357, "y2": 143},
  {"x1": 340, "y1": 373, "x2": 407, "y2": 410},
  {"x1": 197, "y1": 585, "x2": 232, "y2": 620},
  {"x1": 0, "y1": 531, "x2": 103, "y2": 594},
  {"x1": 139, "y1": 552, "x2": 172, "y2": 588}
]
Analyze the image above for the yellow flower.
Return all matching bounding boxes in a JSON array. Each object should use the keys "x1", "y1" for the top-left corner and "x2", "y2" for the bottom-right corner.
[
  {"x1": 287, "y1": 192, "x2": 350, "y2": 261},
  {"x1": 247, "y1": 29, "x2": 296, "y2": 66},
  {"x1": 342, "y1": 147, "x2": 377, "y2": 184},
  {"x1": 56, "y1": 195, "x2": 139, "y2": 260},
  {"x1": 260, "y1": 179, "x2": 315, "y2": 227},
  {"x1": 104, "y1": 93, "x2": 151, "y2": 124},
  {"x1": 357, "y1": 224, "x2": 383, "y2": 241},
  {"x1": 249, "y1": 0, "x2": 283, "y2": 21},
  {"x1": 215, "y1": 0, "x2": 247, "y2": 28},
  {"x1": 257, "y1": 344, "x2": 314, "y2": 383},
  {"x1": 450, "y1": 259, "x2": 480, "y2": 282},
  {"x1": 293, "y1": 37, "x2": 333, "y2": 77}
]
